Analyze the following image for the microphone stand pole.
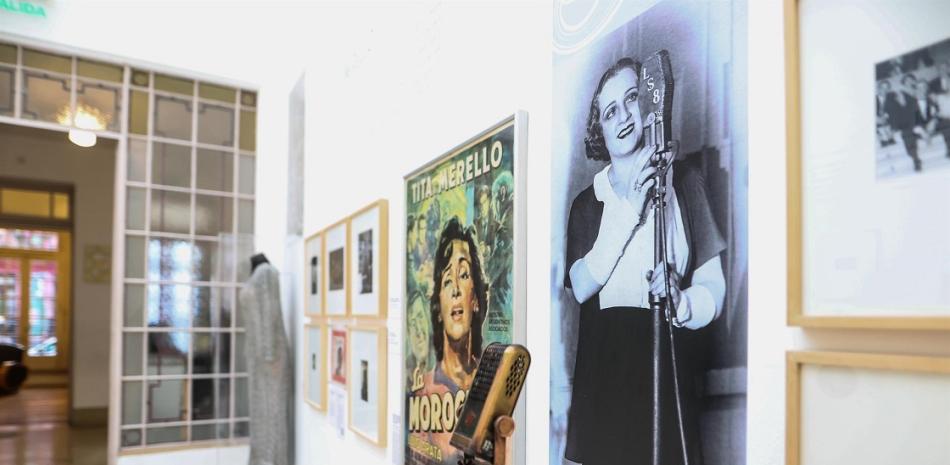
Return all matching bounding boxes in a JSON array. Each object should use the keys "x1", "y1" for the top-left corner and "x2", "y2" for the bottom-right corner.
[{"x1": 649, "y1": 149, "x2": 690, "y2": 465}]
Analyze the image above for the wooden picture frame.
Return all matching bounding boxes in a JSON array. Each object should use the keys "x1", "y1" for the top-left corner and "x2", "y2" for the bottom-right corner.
[
  {"x1": 786, "y1": 351, "x2": 950, "y2": 465},
  {"x1": 347, "y1": 325, "x2": 387, "y2": 448},
  {"x1": 303, "y1": 322, "x2": 327, "y2": 411},
  {"x1": 323, "y1": 218, "x2": 350, "y2": 317},
  {"x1": 348, "y1": 199, "x2": 389, "y2": 319},
  {"x1": 784, "y1": 0, "x2": 950, "y2": 330},
  {"x1": 303, "y1": 231, "x2": 325, "y2": 317}
]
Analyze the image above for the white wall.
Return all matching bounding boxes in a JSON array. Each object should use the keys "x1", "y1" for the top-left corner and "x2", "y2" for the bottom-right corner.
[{"x1": 0, "y1": 124, "x2": 116, "y2": 409}]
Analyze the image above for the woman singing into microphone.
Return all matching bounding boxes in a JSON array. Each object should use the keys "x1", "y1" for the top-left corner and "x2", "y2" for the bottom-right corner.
[{"x1": 563, "y1": 56, "x2": 726, "y2": 465}]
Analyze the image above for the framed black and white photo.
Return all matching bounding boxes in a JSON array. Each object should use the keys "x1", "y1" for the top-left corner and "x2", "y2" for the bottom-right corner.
[
  {"x1": 304, "y1": 322, "x2": 327, "y2": 411},
  {"x1": 551, "y1": 1, "x2": 749, "y2": 464},
  {"x1": 786, "y1": 0, "x2": 950, "y2": 329},
  {"x1": 348, "y1": 199, "x2": 388, "y2": 318},
  {"x1": 347, "y1": 326, "x2": 387, "y2": 447},
  {"x1": 324, "y1": 218, "x2": 349, "y2": 316},
  {"x1": 304, "y1": 231, "x2": 324, "y2": 317}
]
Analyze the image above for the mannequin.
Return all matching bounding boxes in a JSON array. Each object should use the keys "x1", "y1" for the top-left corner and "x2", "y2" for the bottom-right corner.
[{"x1": 239, "y1": 253, "x2": 292, "y2": 465}]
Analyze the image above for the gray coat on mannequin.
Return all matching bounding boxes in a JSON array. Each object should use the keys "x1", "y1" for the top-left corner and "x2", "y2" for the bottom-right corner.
[{"x1": 239, "y1": 255, "x2": 293, "y2": 465}]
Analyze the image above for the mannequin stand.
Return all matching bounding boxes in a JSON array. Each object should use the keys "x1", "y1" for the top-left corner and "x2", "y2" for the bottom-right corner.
[{"x1": 458, "y1": 415, "x2": 516, "y2": 465}]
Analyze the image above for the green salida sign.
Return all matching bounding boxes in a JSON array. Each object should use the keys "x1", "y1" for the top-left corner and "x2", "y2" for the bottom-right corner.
[{"x1": 1, "y1": 0, "x2": 47, "y2": 17}]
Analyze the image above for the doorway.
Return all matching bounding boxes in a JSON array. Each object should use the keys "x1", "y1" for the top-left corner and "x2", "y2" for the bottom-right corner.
[{"x1": 0, "y1": 227, "x2": 71, "y2": 379}]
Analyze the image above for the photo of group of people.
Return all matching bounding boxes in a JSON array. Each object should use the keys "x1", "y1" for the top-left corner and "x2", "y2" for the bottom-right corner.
[
  {"x1": 875, "y1": 36, "x2": 950, "y2": 178},
  {"x1": 403, "y1": 120, "x2": 518, "y2": 465}
]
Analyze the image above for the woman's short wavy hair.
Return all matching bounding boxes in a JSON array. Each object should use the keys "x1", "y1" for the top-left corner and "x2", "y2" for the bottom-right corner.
[
  {"x1": 585, "y1": 57, "x2": 642, "y2": 161},
  {"x1": 429, "y1": 216, "x2": 488, "y2": 363}
]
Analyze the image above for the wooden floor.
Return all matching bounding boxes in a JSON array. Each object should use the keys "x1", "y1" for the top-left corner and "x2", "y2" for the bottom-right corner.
[{"x1": 0, "y1": 388, "x2": 106, "y2": 465}]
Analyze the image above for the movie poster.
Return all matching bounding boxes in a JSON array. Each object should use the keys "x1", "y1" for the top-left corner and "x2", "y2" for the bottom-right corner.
[
  {"x1": 404, "y1": 118, "x2": 518, "y2": 465},
  {"x1": 551, "y1": 1, "x2": 748, "y2": 465}
]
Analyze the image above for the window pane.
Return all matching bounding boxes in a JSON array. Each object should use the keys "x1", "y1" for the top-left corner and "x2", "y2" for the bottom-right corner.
[
  {"x1": 239, "y1": 110, "x2": 256, "y2": 151},
  {"x1": 121, "y1": 428, "x2": 143, "y2": 448},
  {"x1": 128, "y1": 138, "x2": 147, "y2": 182},
  {"x1": 199, "y1": 83, "x2": 235, "y2": 103},
  {"x1": 22, "y1": 71, "x2": 70, "y2": 124},
  {"x1": 234, "y1": 421, "x2": 249, "y2": 438},
  {"x1": 147, "y1": 284, "x2": 191, "y2": 328},
  {"x1": 27, "y1": 260, "x2": 57, "y2": 356},
  {"x1": 22, "y1": 49, "x2": 70, "y2": 74},
  {"x1": 122, "y1": 332, "x2": 143, "y2": 376},
  {"x1": 193, "y1": 332, "x2": 230, "y2": 374},
  {"x1": 125, "y1": 236, "x2": 145, "y2": 279},
  {"x1": 126, "y1": 187, "x2": 146, "y2": 230},
  {"x1": 124, "y1": 284, "x2": 144, "y2": 327},
  {"x1": 146, "y1": 426, "x2": 186, "y2": 445},
  {"x1": 131, "y1": 69, "x2": 149, "y2": 88},
  {"x1": 238, "y1": 154, "x2": 255, "y2": 195},
  {"x1": 1, "y1": 188, "x2": 49, "y2": 217},
  {"x1": 0, "y1": 259, "x2": 21, "y2": 346},
  {"x1": 150, "y1": 189, "x2": 190, "y2": 234},
  {"x1": 234, "y1": 377, "x2": 248, "y2": 417},
  {"x1": 240, "y1": 90, "x2": 256, "y2": 108},
  {"x1": 221, "y1": 288, "x2": 233, "y2": 328},
  {"x1": 198, "y1": 103, "x2": 234, "y2": 147},
  {"x1": 129, "y1": 90, "x2": 148, "y2": 135},
  {"x1": 147, "y1": 238, "x2": 194, "y2": 282},
  {"x1": 146, "y1": 332, "x2": 189, "y2": 376},
  {"x1": 0, "y1": 44, "x2": 15, "y2": 64},
  {"x1": 192, "y1": 240, "x2": 222, "y2": 282},
  {"x1": 0, "y1": 66, "x2": 13, "y2": 116},
  {"x1": 146, "y1": 379, "x2": 187, "y2": 422},
  {"x1": 52, "y1": 193, "x2": 69, "y2": 219},
  {"x1": 194, "y1": 287, "x2": 233, "y2": 329},
  {"x1": 77, "y1": 59, "x2": 123, "y2": 83},
  {"x1": 191, "y1": 378, "x2": 229, "y2": 420},
  {"x1": 196, "y1": 149, "x2": 233, "y2": 192},
  {"x1": 235, "y1": 234, "x2": 254, "y2": 282},
  {"x1": 238, "y1": 199, "x2": 254, "y2": 235},
  {"x1": 122, "y1": 381, "x2": 143, "y2": 425},
  {"x1": 234, "y1": 332, "x2": 246, "y2": 373},
  {"x1": 154, "y1": 94, "x2": 192, "y2": 141},
  {"x1": 151, "y1": 142, "x2": 191, "y2": 188},
  {"x1": 154, "y1": 74, "x2": 193, "y2": 96},
  {"x1": 77, "y1": 81, "x2": 120, "y2": 131},
  {"x1": 195, "y1": 195, "x2": 232, "y2": 237},
  {"x1": 192, "y1": 286, "x2": 211, "y2": 327},
  {"x1": 0, "y1": 229, "x2": 58, "y2": 251}
]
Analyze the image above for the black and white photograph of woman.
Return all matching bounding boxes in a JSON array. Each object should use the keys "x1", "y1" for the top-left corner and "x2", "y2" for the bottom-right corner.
[{"x1": 551, "y1": 1, "x2": 748, "y2": 465}]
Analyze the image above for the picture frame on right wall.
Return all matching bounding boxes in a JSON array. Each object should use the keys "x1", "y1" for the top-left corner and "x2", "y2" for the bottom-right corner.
[
  {"x1": 347, "y1": 326, "x2": 387, "y2": 448},
  {"x1": 786, "y1": 0, "x2": 950, "y2": 329},
  {"x1": 304, "y1": 231, "x2": 324, "y2": 317},
  {"x1": 324, "y1": 218, "x2": 349, "y2": 317},
  {"x1": 348, "y1": 199, "x2": 389, "y2": 319},
  {"x1": 786, "y1": 351, "x2": 950, "y2": 465}
]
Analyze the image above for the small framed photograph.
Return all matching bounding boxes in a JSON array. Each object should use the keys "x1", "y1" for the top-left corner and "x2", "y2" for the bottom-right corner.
[
  {"x1": 347, "y1": 326, "x2": 387, "y2": 447},
  {"x1": 304, "y1": 231, "x2": 324, "y2": 317},
  {"x1": 303, "y1": 322, "x2": 327, "y2": 411},
  {"x1": 786, "y1": 0, "x2": 950, "y2": 329},
  {"x1": 348, "y1": 199, "x2": 388, "y2": 319},
  {"x1": 324, "y1": 219, "x2": 349, "y2": 316},
  {"x1": 330, "y1": 328, "x2": 346, "y2": 384},
  {"x1": 786, "y1": 351, "x2": 950, "y2": 465}
]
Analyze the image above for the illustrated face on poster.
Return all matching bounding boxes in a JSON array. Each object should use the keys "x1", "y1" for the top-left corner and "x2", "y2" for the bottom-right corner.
[
  {"x1": 550, "y1": 1, "x2": 748, "y2": 465},
  {"x1": 874, "y1": 36, "x2": 950, "y2": 179},
  {"x1": 329, "y1": 247, "x2": 344, "y2": 291},
  {"x1": 358, "y1": 229, "x2": 373, "y2": 294},
  {"x1": 404, "y1": 120, "x2": 516, "y2": 465},
  {"x1": 331, "y1": 329, "x2": 346, "y2": 384}
]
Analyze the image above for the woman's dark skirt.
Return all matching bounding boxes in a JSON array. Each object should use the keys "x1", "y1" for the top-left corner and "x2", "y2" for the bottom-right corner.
[{"x1": 564, "y1": 305, "x2": 703, "y2": 465}]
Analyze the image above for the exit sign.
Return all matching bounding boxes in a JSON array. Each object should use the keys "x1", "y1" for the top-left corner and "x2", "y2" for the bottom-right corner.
[{"x1": 0, "y1": 0, "x2": 47, "y2": 17}]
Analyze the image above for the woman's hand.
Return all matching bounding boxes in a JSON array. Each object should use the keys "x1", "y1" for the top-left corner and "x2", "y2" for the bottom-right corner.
[{"x1": 646, "y1": 262, "x2": 689, "y2": 325}]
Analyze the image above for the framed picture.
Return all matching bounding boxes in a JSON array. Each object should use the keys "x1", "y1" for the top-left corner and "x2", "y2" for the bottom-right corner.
[
  {"x1": 347, "y1": 326, "x2": 387, "y2": 447},
  {"x1": 403, "y1": 113, "x2": 528, "y2": 465},
  {"x1": 330, "y1": 328, "x2": 346, "y2": 384},
  {"x1": 786, "y1": 351, "x2": 950, "y2": 465},
  {"x1": 324, "y1": 218, "x2": 349, "y2": 316},
  {"x1": 303, "y1": 322, "x2": 327, "y2": 411},
  {"x1": 348, "y1": 199, "x2": 389, "y2": 318},
  {"x1": 550, "y1": 2, "x2": 748, "y2": 465},
  {"x1": 304, "y1": 231, "x2": 324, "y2": 317},
  {"x1": 786, "y1": 0, "x2": 950, "y2": 329}
]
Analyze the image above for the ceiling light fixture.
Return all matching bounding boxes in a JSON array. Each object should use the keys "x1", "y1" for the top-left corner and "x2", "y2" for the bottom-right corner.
[{"x1": 57, "y1": 104, "x2": 109, "y2": 148}]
